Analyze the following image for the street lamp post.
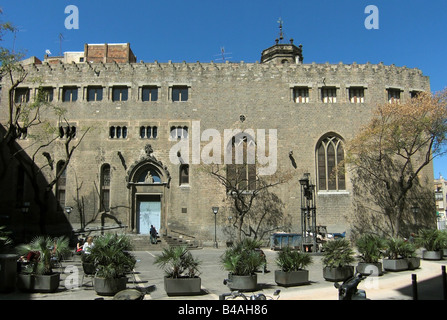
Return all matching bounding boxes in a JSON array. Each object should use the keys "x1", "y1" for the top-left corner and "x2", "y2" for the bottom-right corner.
[{"x1": 212, "y1": 207, "x2": 219, "y2": 248}]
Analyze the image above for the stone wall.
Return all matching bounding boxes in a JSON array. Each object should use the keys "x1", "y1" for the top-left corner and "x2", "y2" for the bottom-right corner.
[{"x1": 0, "y1": 57, "x2": 431, "y2": 241}]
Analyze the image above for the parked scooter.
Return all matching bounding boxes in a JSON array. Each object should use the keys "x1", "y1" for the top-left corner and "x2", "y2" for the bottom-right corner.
[{"x1": 334, "y1": 273, "x2": 369, "y2": 300}]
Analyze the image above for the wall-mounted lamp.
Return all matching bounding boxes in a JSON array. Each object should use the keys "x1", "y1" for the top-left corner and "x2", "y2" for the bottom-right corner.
[{"x1": 65, "y1": 206, "x2": 73, "y2": 214}]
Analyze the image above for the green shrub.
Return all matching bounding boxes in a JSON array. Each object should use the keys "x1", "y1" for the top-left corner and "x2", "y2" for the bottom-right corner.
[
  {"x1": 415, "y1": 229, "x2": 446, "y2": 251},
  {"x1": 355, "y1": 234, "x2": 386, "y2": 263},
  {"x1": 383, "y1": 237, "x2": 415, "y2": 259},
  {"x1": 221, "y1": 238, "x2": 265, "y2": 276},
  {"x1": 89, "y1": 234, "x2": 136, "y2": 279},
  {"x1": 16, "y1": 236, "x2": 70, "y2": 275},
  {"x1": 154, "y1": 246, "x2": 201, "y2": 278},
  {"x1": 276, "y1": 247, "x2": 312, "y2": 272},
  {"x1": 322, "y1": 239, "x2": 355, "y2": 268}
]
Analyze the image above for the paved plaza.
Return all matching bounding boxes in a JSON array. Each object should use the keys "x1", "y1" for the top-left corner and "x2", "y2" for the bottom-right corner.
[{"x1": 0, "y1": 248, "x2": 446, "y2": 301}]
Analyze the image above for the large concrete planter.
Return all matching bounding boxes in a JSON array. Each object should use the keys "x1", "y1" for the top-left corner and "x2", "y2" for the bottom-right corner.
[
  {"x1": 164, "y1": 276, "x2": 202, "y2": 296},
  {"x1": 442, "y1": 249, "x2": 447, "y2": 257},
  {"x1": 422, "y1": 250, "x2": 442, "y2": 261},
  {"x1": 17, "y1": 273, "x2": 60, "y2": 293},
  {"x1": 323, "y1": 266, "x2": 354, "y2": 282},
  {"x1": 275, "y1": 270, "x2": 309, "y2": 287},
  {"x1": 406, "y1": 257, "x2": 421, "y2": 270},
  {"x1": 0, "y1": 254, "x2": 18, "y2": 293},
  {"x1": 383, "y1": 258, "x2": 408, "y2": 271},
  {"x1": 227, "y1": 273, "x2": 258, "y2": 292},
  {"x1": 356, "y1": 262, "x2": 383, "y2": 276},
  {"x1": 94, "y1": 276, "x2": 127, "y2": 296}
]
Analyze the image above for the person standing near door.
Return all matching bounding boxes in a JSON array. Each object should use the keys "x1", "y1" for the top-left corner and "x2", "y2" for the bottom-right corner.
[{"x1": 150, "y1": 225, "x2": 158, "y2": 244}]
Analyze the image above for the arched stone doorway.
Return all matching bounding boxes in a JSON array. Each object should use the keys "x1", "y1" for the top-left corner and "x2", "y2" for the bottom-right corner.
[{"x1": 126, "y1": 145, "x2": 171, "y2": 235}]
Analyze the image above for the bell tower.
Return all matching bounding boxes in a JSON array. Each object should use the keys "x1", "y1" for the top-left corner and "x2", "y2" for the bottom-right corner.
[{"x1": 260, "y1": 18, "x2": 303, "y2": 65}]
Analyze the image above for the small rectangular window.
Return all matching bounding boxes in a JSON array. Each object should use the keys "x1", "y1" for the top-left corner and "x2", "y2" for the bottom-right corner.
[
  {"x1": 388, "y1": 88, "x2": 401, "y2": 103},
  {"x1": 170, "y1": 126, "x2": 188, "y2": 140},
  {"x1": 410, "y1": 90, "x2": 421, "y2": 98},
  {"x1": 112, "y1": 86, "x2": 128, "y2": 102},
  {"x1": 56, "y1": 161, "x2": 67, "y2": 209},
  {"x1": 172, "y1": 86, "x2": 188, "y2": 102},
  {"x1": 59, "y1": 125, "x2": 77, "y2": 139},
  {"x1": 87, "y1": 86, "x2": 103, "y2": 101},
  {"x1": 180, "y1": 164, "x2": 190, "y2": 185},
  {"x1": 322, "y1": 87, "x2": 337, "y2": 103},
  {"x1": 14, "y1": 88, "x2": 30, "y2": 103},
  {"x1": 62, "y1": 87, "x2": 78, "y2": 102},
  {"x1": 349, "y1": 87, "x2": 365, "y2": 103},
  {"x1": 293, "y1": 87, "x2": 309, "y2": 103},
  {"x1": 140, "y1": 126, "x2": 158, "y2": 139},
  {"x1": 142, "y1": 86, "x2": 158, "y2": 102},
  {"x1": 109, "y1": 126, "x2": 128, "y2": 139},
  {"x1": 40, "y1": 87, "x2": 54, "y2": 102}
]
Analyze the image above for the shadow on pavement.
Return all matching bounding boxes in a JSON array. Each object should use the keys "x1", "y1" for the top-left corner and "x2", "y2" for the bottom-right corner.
[{"x1": 396, "y1": 274, "x2": 446, "y2": 300}]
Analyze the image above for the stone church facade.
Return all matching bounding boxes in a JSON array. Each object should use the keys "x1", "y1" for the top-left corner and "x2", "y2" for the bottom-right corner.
[{"x1": 0, "y1": 41, "x2": 431, "y2": 245}]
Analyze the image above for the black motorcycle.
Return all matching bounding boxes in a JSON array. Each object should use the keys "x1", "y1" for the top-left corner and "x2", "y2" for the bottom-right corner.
[{"x1": 334, "y1": 273, "x2": 369, "y2": 300}]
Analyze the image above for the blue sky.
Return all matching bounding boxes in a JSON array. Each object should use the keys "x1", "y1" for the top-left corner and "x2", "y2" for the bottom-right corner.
[{"x1": 1, "y1": 0, "x2": 447, "y2": 178}]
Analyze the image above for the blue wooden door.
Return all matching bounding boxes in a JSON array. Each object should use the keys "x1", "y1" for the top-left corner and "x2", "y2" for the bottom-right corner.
[{"x1": 137, "y1": 196, "x2": 161, "y2": 235}]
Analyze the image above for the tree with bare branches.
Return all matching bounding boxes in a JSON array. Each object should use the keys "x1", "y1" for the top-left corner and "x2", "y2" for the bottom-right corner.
[
  {"x1": 346, "y1": 90, "x2": 447, "y2": 237},
  {"x1": 208, "y1": 164, "x2": 290, "y2": 242},
  {"x1": 0, "y1": 13, "x2": 90, "y2": 235}
]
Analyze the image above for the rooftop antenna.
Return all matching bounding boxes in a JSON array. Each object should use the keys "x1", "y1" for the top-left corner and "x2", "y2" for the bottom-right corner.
[
  {"x1": 59, "y1": 33, "x2": 65, "y2": 56},
  {"x1": 11, "y1": 26, "x2": 26, "y2": 53},
  {"x1": 214, "y1": 47, "x2": 232, "y2": 63},
  {"x1": 277, "y1": 17, "x2": 284, "y2": 43}
]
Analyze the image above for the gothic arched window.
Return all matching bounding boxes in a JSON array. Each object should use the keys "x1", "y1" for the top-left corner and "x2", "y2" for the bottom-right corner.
[
  {"x1": 317, "y1": 135, "x2": 346, "y2": 191},
  {"x1": 226, "y1": 134, "x2": 256, "y2": 191},
  {"x1": 100, "y1": 164, "x2": 111, "y2": 212}
]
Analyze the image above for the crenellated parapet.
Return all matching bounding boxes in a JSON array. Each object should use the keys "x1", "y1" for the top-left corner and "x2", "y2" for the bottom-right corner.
[{"x1": 12, "y1": 59, "x2": 429, "y2": 89}]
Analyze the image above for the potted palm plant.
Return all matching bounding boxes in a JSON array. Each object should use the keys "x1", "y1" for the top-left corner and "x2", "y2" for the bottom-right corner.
[
  {"x1": 322, "y1": 239, "x2": 355, "y2": 282},
  {"x1": 0, "y1": 226, "x2": 17, "y2": 293},
  {"x1": 220, "y1": 238, "x2": 265, "y2": 291},
  {"x1": 16, "y1": 236, "x2": 70, "y2": 293},
  {"x1": 89, "y1": 233, "x2": 136, "y2": 296},
  {"x1": 154, "y1": 246, "x2": 202, "y2": 296},
  {"x1": 355, "y1": 234, "x2": 385, "y2": 276},
  {"x1": 402, "y1": 241, "x2": 420, "y2": 270},
  {"x1": 442, "y1": 230, "x2": 447, "y2": 258},
  {"x1": 415, "y1": 229, "x2": 445, "y2": 261},
  {"x1": 382, "y1": 237, "x2": 409, "y2": 271},
  {"x1": 275, "y1": 247, "x2": 312, "y2": 287}
]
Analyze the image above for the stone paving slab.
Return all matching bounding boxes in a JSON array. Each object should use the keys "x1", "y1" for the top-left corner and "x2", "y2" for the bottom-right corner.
[{"x1": 0, "y1": 248, "x2": 446, "y2": 301}]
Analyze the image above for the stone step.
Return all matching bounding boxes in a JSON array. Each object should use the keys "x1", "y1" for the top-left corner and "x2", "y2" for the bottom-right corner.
[
  {"x1": 127, "y1": 235, "x2": 166, "y2": 251},
  {"x1": 162, "y1": 235, "x2": 201, "y2": 249},
  {"x1": 127, "y1": 234, "x2": 201, "y2": 251}
]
